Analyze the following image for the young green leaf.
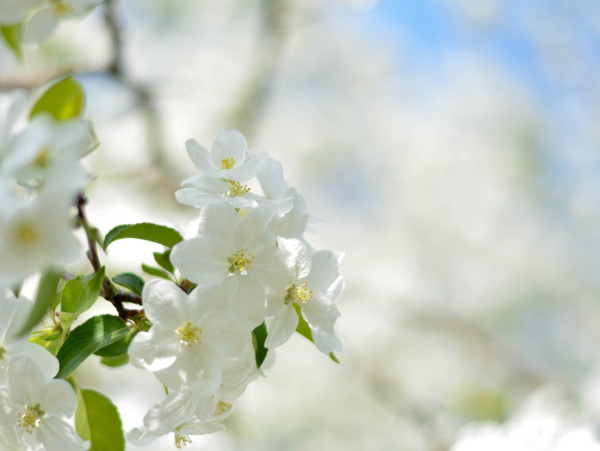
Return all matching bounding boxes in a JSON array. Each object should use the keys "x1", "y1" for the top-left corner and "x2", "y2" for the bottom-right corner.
[
  {"x1": 103, "y1": 223, "x2": 183, "y2": 249},
  {"x1": 252, "y1": 322, "x2": 269, "y2": 369},
  {"x1": 141, "y1": 263, "x2": 171, "y2": 280},
  {"x1": 56, "y1": 315, "x2": 132, "y2": 378},
  {"x1": 1, "y1": 24, "x2": 22, "y2": 59},
  {"x1": 293, "y1": 303, "x2": 339, "y2": 364},
  {"x1": 153, "y1": 249, "x2": 175, "y2": 274},
  {"x1": 61, "y1": 267, "x2": 105, "y2": 315},
  {"x1": 75, "y1": 389, "x2": 125, "y2": 451},
  {"x1": 30, "y1": 76, "x2": 85, "y2": 122},
  {"x1": 112, "y1": 272, "x2": 144, "y2": 297},
  {"x1": 17, "y1": 269, "x2": 61, "y2": 336}
]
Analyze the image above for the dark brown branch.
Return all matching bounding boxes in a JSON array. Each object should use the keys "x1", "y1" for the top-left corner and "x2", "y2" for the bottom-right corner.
[{"x1": 76, "y1": 193, "x2": 143, "y2": 320}]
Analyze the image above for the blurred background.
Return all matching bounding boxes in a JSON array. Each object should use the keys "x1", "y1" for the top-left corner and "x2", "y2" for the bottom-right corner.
[{"x1": 2, "y1": 0, "x2": 600, "y2": 449}]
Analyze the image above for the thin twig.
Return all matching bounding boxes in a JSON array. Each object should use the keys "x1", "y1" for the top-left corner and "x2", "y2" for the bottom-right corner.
[{"x1": 76, "y1": 193, "x2": 143, "y2": 320}]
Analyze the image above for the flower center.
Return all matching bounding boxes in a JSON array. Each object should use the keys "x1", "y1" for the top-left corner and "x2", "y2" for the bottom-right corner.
[
  {"x1": 221, "y1": 157, "x2": 236, "y2": 170},
  {"x1": 226, "y1": 179, "x2": 250, "y2": 197},
  {"x1": 227, "y1": 249, "x2": 255, "y2": 274},
  {"x1": 285, "y1": 281, "x2": 313, "y2": 305},
  {"x1": 215, "y1": 401, "x2": 232, "y2": 416},
  {"x1": 0, "y1": 347, "x2": 6, "y2": 360},
  {"x1": 33, "y1": 147, "x2": 52, "y2": 168},
  {"x1": 17, "y1": 404, "x2": 44, "y2": 434},
  {"x1": 174, "y1": 433, "x2": 192, "y2": 448},
  {"x1": 15, "y1": 221, "x2": 39, "y2": 247},
  {"x1": 176, "y1": 322, "x2": 202, "y2": 347},
  {"x1": 52, "y1": 0, "x2": 74, "y2": 15}
]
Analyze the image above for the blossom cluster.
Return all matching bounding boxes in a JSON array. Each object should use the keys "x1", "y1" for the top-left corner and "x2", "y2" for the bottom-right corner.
[
  {"x1": 0, "y1": 293, "x2": 87, "y2": 450},
  {"x1": 0, "y1": 88, "x2": 96, "y2": 450},
  {"x1": 0, "y1": 0, "x2": 102, "y2": 46},
  {"x1": 127, "y1": 129, "x2": 344, "y2": 446},
  {"x1": 0, "y1": 90, "x2": 96, "y2": 288}
]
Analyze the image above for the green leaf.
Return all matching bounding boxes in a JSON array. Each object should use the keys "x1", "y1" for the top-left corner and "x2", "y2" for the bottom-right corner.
[
  {"x1": 141, "y1": 263, "x2": 171, "y2": 280},
  {"x1": 252, "y1": 322, "x2": 268, "y2": 369},
  {"x1": 61, "y1": 268, "x2": 105, "y2": 315},
  {"x1": 100, "y1": 354, "x2": 129, "y2": 368},
  {"x1": 30, "y1": 76, "x2": 85, "y2": 122},
  {"x1": 94, "y1": 327, "x2": 138, "y2": 358},
  {"x1": 56, "y1": 315, "x2": 132, "y2": 379},
  {"x1": 75, "y1": 389, "x2": 125, "y2": 451},
  {"x1": 1, "y1": 23, "x2": 22, "y2": 59},
  {"x1": 18, "y1": 270, "x2": 61, "y2": 336},
  {"x1": 103, "y1": 223, "x2": 183, "y2": 249},
  {"x1": 112, "y1": 272, "x2": 144, "y2": 297},
  {"x1": 293, "y1": 303, "x2": 339, "y2": 364},
  {"x1": 153, "y1": 249, "x2": 175, "y2": 274}
]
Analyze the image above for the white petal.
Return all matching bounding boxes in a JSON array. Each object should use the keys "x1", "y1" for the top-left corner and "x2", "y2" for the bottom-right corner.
[
  {"x1": 305, "y1": 250, "x2": 340, "y2": 293},
  {"x1": 186, "y1": 138, "x2": 218, "y2": 176},
  {"x1": 7, "y1": 355, "x2": 48, "y2": 406},
  {"x1": 171, "y1": 236, "x2": 230, "y2": 286},
  {"x1": 201, "y1": 311, "x2": 251, "y2": 359},
  {"x1": 301, "y1": 292, "x2": 340, "y2": 333},
  {"x1": 211, "y1": 129, "x2": 247, "y2": 165},
  {"x1": 0, "y1": 293, "x2": 31, "y2": 343},
  {"x1": 265, "y1": 303, "x2": 298, "y2": 349},
  {"x1": 53, "y1": 120, "x2": 98, "y2": 159},
  {"x1": 143, "y1": 390, "x2": 196, "y2": 431},
  {"x1": 257, "y1": 156, "x2": 286, "y2": 198},
  {"x1": 23, "y1": 7, "x2": 58, "y2": 45},
  {"x1": 234, "y1": 204, "x2": 275, "y2": 251},
  {"x1": 38, "y1": 416, "x2": 86, "y2": 451},
  {"x1": 142, "y1": 279, "x2": 189, "y2": 327},
  {"x1": 39, "y1": 379, "x2": 77, "y2": 417},
  {"x1": 7, "y1": 342, "x2": 58, "y2": 381},
  {"x1": 226, "y1": 276, "x2": 267, "y2": 330},
  {"x1": 220, "y1": 347, "x2": 258, "y2": 400},
  {"x1": 197, "y1": 200, "x2": 240, "y2": 240},
  {"x1": 128, "y1": 329, "x2": 179, "y2": 372}
]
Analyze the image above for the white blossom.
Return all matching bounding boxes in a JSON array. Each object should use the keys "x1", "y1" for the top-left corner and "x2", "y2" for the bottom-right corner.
[
  {"x1": 0, "y1": 290, "x2": 58, "y2": 383},
  {"x1": 128, "y1": 279, "x2": 250, "y2": 391},
  {"x1": 0, "y1": 166, "x2": 84, "y2": 286},
  {"x1": 175, "y1": 129, "x2": 266, "y2": 209},
  {"x1": 265, "y1": 239, "x2": 343, "y2": 354},
  {"x1": 1, "y1": 114, "x2": 97, "y2": 184},
  {"x1": 171, "y1": 201, "x2": 292, "y2": 329},
  {"x1": 0, "y1": 355, "x2": 86, "y2": 451}
]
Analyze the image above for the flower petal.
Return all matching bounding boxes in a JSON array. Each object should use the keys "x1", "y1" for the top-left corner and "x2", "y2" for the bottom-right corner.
[
  {"x1": 38, "y1": 416, "x2": 86, "y2": 451},
  {"x1": 128, "y1": 329, "x2": 179, "y2": 372},
  {"x1": 211, "y1": 129, "x2": 246, "y2": 166},
  {"x1": 265, "y1": 303, "x2": 298, "y2": 349}
]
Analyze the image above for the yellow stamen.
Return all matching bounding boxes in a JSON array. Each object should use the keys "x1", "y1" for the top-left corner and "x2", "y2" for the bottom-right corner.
[
  {"x1": 226, "y1": 179, "x2": 250, "y2": 197},
  {"x1": 174, "y1": 433, "x2": 192, "y2": 448},
  {"x1": 215, "y1": 401, "x2": 232, "y2": 416},
  {"x1": 227, "y1": 249, "x2": 255, "y2": 274},
  {"x1": 221, "y1": 157, "x2": 236, "y2": 170},
  {"x1": 176, "y1": 322, "x2": 202, "y2": 347},
  {"x1": 52, "y1": 1, "x2": 74, "y2": 15},
  {"x1": 16, "y1": 222, "x2": 39, "y2": 246},
  {"x1": 17, "y1": 404, "x2": 44, "y2": 434},
  {"x1": 33, "y1": 147, "x2": 52, "y2": 168},
  {"x1": 0, "y1": 347, "x2": 6, "y2": 361},
  {"x1": 285, "y1": 281, "x2": 313, "y2": 305}
]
